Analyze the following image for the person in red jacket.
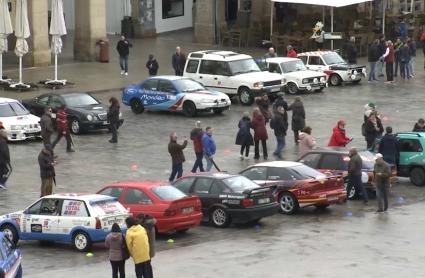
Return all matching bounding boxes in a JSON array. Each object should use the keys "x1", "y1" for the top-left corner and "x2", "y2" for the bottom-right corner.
[
  {"x1": 286, "y1": 45, "x2": 297, "y2": 58},
  {"x1": 421, "y1": 30, "x2": 425, "y2": 69},
  {"x1": 328, "y1": 120, "x2": 351, "y2": 147},
  {"x1": 381, "y1": 40, "x2": 395, "y2": 83},
  {"x1": 251, "y1": 108, "x2": 268, "y2": 160},
  {"x1": 190, "y1": 121, "x2": 204, "y2": 173},
  {"x1": 52, "y1": 104, "x2": 74, "y2": 152}
]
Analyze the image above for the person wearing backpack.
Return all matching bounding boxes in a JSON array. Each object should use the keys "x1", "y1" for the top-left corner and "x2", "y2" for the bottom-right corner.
[
  {"x1": 271, "y1": 106, "x2": 288, "y2": 159},
  {"x1": 105, "y1": 223, "x2": 126, "y2": 278}
]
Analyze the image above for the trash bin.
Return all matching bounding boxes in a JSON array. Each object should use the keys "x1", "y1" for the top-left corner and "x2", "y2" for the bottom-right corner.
[
  {"x1": 97, "y1": 39, "x2": 109, "y2": 63},
  {"x1": 121, "y1": 17, "x2": 134, "y2": 38}
]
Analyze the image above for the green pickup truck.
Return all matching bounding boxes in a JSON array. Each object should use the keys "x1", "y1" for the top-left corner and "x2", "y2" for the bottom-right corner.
[{"x1": 396, "y1": 132, "x2": 425, "y2": 186}]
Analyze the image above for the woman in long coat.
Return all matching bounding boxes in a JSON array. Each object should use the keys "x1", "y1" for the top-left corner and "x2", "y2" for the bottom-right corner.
[
  {"x1": 235, "y1": 112, "x2": 254, "y2": 160},
  {"x1": 251, "y1": 108, "x2": 268, "y2": 160},
  {"x1": 288, "y1": 96, "x2": 306, "y2": 144}
]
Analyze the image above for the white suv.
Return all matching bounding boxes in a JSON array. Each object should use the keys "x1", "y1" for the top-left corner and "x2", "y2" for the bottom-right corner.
[
  {"x1": 260, "y1": 57, "x2": 327, "y2": 95},
  {"x1": 183, "y1": 50, "x2": 285, "y2": 105}
]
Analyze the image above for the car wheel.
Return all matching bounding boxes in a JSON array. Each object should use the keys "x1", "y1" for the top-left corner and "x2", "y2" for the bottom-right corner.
[
  {"x1": 286, "y1": 82, "x2": 298, "y2": 95},
  {"x1": 344, "y1": 181, "x2": 357, "y2": 199},
  {"x1": 314, "y1": 204, "x2": 329, "y2": 210},
  {"x1": 183, "y1": 101, "x2": 197, "y2": 117},
  {"x1": 410, "y1": 167, "x2": 425, "y2": 186},
  {"x1": 0, "y1": 224, "x2": 19, "y2": 245},
  {"x1": 131, "y1": 99, "x2": 144, "y2": 114},
  {"x1": 279, "y1": 192, "x2": 299, "y2": 215},
  {"x1": 213, "y1": 108, "x2": 225, "y2": 114},
  {"x1": 72, "y1": 231, "x2": 92, "y2": 252},
  {"x1": 238, "y1": 87, "x2": 253, "y2": 105},
  {"x1": 210, "y1": 207, "x2": 231, "y2": 228},
  {"x1": 70, "y1": 118, "x2": 81, "y2": 135},
  {"x1": 329, "y1": 74, "x2": 342, "y2": 86}
]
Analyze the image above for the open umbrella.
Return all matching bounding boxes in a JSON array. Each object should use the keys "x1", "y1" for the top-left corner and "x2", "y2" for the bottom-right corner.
[
  {"x1": 45, "y1": 0, "x2": 67, "y2": 85},
  {"x1": 10, "y1": 0, "x2": 30, "y2": 89},
  {"x1": 0, "y1": 0, "x2": 13, "y2": 84}
]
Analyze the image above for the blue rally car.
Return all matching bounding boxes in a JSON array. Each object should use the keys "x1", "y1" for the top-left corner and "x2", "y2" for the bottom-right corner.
[
  {"x1": 122, "y1": 76, "x2": 231, "y2": 117},
  {"x1": 0, "y1": 232, "x2": 22, "y2": 278}
]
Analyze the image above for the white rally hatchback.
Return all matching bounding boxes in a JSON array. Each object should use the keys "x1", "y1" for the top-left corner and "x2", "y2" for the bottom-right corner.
[
  {"x1": 0, "y1": 194, "x2": 130, "y2": 252},
  {"x1": 0, "y1": 97, "x2": 42, "y2": 141}
]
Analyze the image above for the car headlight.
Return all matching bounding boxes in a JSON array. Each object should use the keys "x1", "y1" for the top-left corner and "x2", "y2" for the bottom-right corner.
[
  {"x1": 313, "y1": 78, "x2": 318, "y2": 84},
  {"x1": 253, "y1": 82, "x2": 263, "y2": 88},
  {"x1": 302, "y1": 79, "x2": 309, "y2": 84},
  {"x1": 362, "y1": 68, "x2": 366, "y2": 73},
  {"x1": 201, "y1": 99, "x2": 215, "y2": 103},
  {"x1": 87, "y1": 114, "x2": 93, "y2": 121},
  {"x1": 320, "y1": 77, "x2": 326, "y2": 82}
]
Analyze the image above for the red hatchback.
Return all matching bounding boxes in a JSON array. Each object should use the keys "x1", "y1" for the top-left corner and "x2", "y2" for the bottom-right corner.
[{"x1": 97, "y1": 181, "x2": 202, "y2": 233}]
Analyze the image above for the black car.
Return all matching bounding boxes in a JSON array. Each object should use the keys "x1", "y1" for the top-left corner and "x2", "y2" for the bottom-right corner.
[
  {"x1": 21, "y1": 92, "x2": 124, "y2": 134},
  {"x1": 172, "y1": 173, "x2": 279, "y2": 228}
]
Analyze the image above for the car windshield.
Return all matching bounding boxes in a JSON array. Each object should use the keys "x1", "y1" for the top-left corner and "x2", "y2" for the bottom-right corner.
[
  {"x1": 0, "y1": 102, "x2": 30, "y2": 117},
  {"x1": 151, "y1": 185, "x2": 187, "y2": 201},
  {"x1": 289, "y1": 165, "x2": 327, "y2": 180},
  {"x1": 62, "y1": 94, "x2": 100, "y2": 107},
  {"x1": 228, "y1": 58, "x2": 261, "y2": 75},
  {"x1": 322, "y1": 53, "x2": 345, "y2": 65},
  {"x1": 359, "y1": 151, "x2": 376, "y2": 169},
  {"x1": 280, "y1": 60, "x2": 307, "y2": 73},
  {"x1": 222, "y1": 176, "x2": 260, "y2": 193},
  {"x1": 90, "y1": 199, "x2": 127, "y2": 216},
  {"x1": 174, "y1": 79, "x2": 206, "y2": 92}
]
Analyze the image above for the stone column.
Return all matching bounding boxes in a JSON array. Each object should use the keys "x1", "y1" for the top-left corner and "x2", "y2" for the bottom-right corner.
[
  {"x1": 27, "y1": 0, "x2": 50, "y2": 67},
  {"x1": 194, "y1": 0, "x2": 225, "y2": 44},
  {"x1": 74, "y1": 0, "x2": 107, "y2": 61},
  {"x1": 131, "y1": 0, "x2": 156, "y2": 38}
]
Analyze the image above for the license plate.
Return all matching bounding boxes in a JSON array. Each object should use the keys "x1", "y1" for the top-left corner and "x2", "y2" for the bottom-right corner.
[
  {"x1": 270, "y1": 87, "x2": 280, "y2": 92},
  {"x1": 182, "y1": 207, "x2": 194, "y2": 213},
  {"x1": 258, "y1": 198, "x2": 270, "y2": 204},
  {"x1": 327, "y1": 196, "x2": 338, "y2": 201}
]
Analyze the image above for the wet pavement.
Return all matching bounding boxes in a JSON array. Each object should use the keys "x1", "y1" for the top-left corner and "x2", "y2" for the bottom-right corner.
[{"x1": 0, "y1": 31, "x2": 424, "y2": 277}]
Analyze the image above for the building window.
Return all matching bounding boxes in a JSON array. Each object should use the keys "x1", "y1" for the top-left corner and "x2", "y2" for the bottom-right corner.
[{"x1": 162, "y1": 0, "x2": 184, "y2": 19}]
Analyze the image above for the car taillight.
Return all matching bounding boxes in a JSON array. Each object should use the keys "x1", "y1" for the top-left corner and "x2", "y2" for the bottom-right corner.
[
  {"x1": 95, "y1": 217, "x2": 102, "y2": 229},
  {"x1": 164, "y1": 208, "x2": 177, "y2": 216},
  {"x1": 241, "y1": 199, "x2": 254, "y2": 207},
  {"x1": 195, "y1": 202, "x2": 201, "y2": 212}
]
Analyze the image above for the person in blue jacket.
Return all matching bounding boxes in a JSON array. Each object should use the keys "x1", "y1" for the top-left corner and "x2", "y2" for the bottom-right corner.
[{"x1": 202, "y1": 127, "x2": 216, "y2": 172}]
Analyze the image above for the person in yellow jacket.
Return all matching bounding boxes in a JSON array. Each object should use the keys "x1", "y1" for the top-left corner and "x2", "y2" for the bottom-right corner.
[{"x1": 125, "y1": 217, "x2": 153, "y2": 278}]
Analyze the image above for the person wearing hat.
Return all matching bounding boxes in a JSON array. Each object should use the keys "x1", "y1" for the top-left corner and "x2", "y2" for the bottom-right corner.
[
  {"x1": 347, "y1": 148, "x2": 368, "y2": 204},
  {"x1": 413, "y1": 118, "x2": 425, "y2": 132},
  {"x1": 374, "y1": 153, "x2": 391, "y2": 212},
  {"x1": 0, "y1": 130, "x2": 10, "y2": 189},
  {"x1": 328, "y1": 120, "x2": 351, "y2": 147},
  {"x1": 38, "y1": 144, "x2": 56, "y2": 197},
  {"x1": 286, "y1": 45, "x2": 297, "y2": 58},
  {"x1": 190, "y1": 121, "x2": 204, "y2": 173}
]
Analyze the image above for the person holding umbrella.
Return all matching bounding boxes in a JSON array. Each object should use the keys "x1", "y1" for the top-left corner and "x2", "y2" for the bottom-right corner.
[
  {"x1": 0, "y1": 130, "x2": 10, "y2": 189},
  {"x1": 52, "y1": 104, "x2": 74, "y2": 152}
]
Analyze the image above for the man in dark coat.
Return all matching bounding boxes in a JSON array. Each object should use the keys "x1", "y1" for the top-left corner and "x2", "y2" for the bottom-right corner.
[
  {"x1": 288, "y1": 96, "x2": 305, "y2": 144},
  {"x1": 116, "y1": 35, "x2": 133, "y2": 75},
  {"x1": 345, "y1": 36, "x2": 358, "y2": 64},
  {"x1": 168, "y1": 132, "x2": 187, "y2": 182},
  {"x1": 364, "y1": 113, "x2": 384, "y2": 150},
  {"x1": 271, "y1": 106, "x2": 288, "y2": 159},
  {"x1": 399, "y1": 43, "x2": 411, "y2": 79},
  {"x1": 107, "y1": 97, "x2": 120, "y2": 143},
  {"x1": 190, "y1": 121, "x2": 204, "y2": 173},
  {"x1": 378, "y1": 126, "x2": 398, "y2": 165},
  {"x1": 272, "y1": 92, "x2": 288, "y2": 113},
  {"x1": 40, "y1": 107, "x2": 54, "y2": 146},
  {"x1": 52, "y1": 104, "x2": 74, "y2": 152},
  {"x1": 0, "y1": 130, "x2": 11, "y2": 189},
  {"x1": 146, "y1": 54, "x2": 159, "y2": 76},
  {"x1": 413, "y1": 118, "x2": 425, "y2": 132},
  {"x1": 368, "y1": 39, "x2": 380, "y2": 82},
  {"x1": 376, "y1": 34, "x2": 387, "y2": 77},
  {"x1": 38, "y1": 144, "x2": 56, "y2": 197},
  {"x1": 255, "y1": 93, "x2": 271, "y2": 123},
  {"x1": 346, "y1": 148, "x2": 368, "y2": 203},
  {"x1": 172, "y1": 46, "x2": 186, "y2": 76},
  {"x1": 374, "y1": 153, "x2": 391, "y2": 212}
]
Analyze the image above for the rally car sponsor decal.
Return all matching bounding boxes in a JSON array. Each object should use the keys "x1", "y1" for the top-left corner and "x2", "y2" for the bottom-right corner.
[{"x1": 31, "y1": 224, "x2": 42, "y2": 233}]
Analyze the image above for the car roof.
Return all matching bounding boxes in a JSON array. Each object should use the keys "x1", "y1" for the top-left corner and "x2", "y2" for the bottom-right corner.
[
  {"x1": 147, "y1": 75, "x2": 189, "y2": 81},
  {"x1": 188, "y1": 50, "x2": 252, "y2": 61},
  {"x1": 252, "y1": 161, "x2": 303, "y2": 168},
  {"x1": 265, "y1": 57, "x2": 301, "y2": 63},
  {"x1": 182, "y1": 172, "x2": 239, "y2": 180},
  {"x1": 396, "y1": 132, "x2": 425, "y2": 138},
  {"x1": 0, "y1": 97, "x2": 20, "y2": 104},
  {"x1": 47, "y1": 193, "x2": 116, "y2": 202},
  {"x1": 298, "y1": 51, "x2": 336, "y2": 56},
  {"x1": 303, "y1": 147, "x2": 371, "y2": 155},
  {"x1": 104, "y1": 181, "x2": 169, "y2": 189}
]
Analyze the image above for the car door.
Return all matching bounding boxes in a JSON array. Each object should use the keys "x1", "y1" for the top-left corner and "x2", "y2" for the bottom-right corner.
[
  {"x1": 198, "y1": 60, "x2": 232, "y2": 94},
  {"x1": 47, "y1": 95, "x2": 65, "y2": 113},
  {"x1": 173, "y1": 177, "x2": 196, "y2": 195},
  {"x1": 157, "y1": 79, "x2": 180, "y2": 110},
  {"x1": 59, "y1": 199, "x2": 92, "y2": 237},
  {"x1": 184, "y1": 59, "x2": 200, "y2": 80},
  {"x1": 191, "y1": 178, "x2": 214, "y2": 215},
  {"x1": 0, "y1": 236, "x2": 20, "y2": 277},
  {"x1": 307, "y1": 56, "x2": 326, "y2": 72},
  {"x1": 20, "y1": 198, "x2": 61, "y2": 241},
  {"x1": 122, "y1": 188, "x2": 154, "y2": 218},
  {"x1": 139, "y1": 79, "x2": 159, "y2": 108},
  {"x1": 240, "y1": 167, "x2": 268, "y2": 186},
  {"x1": 28, "y1": 95, "x2": 50, "y2": 116},
  {"x1": 398, "y1": 138, "x2": 424, "y2": 169}
]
